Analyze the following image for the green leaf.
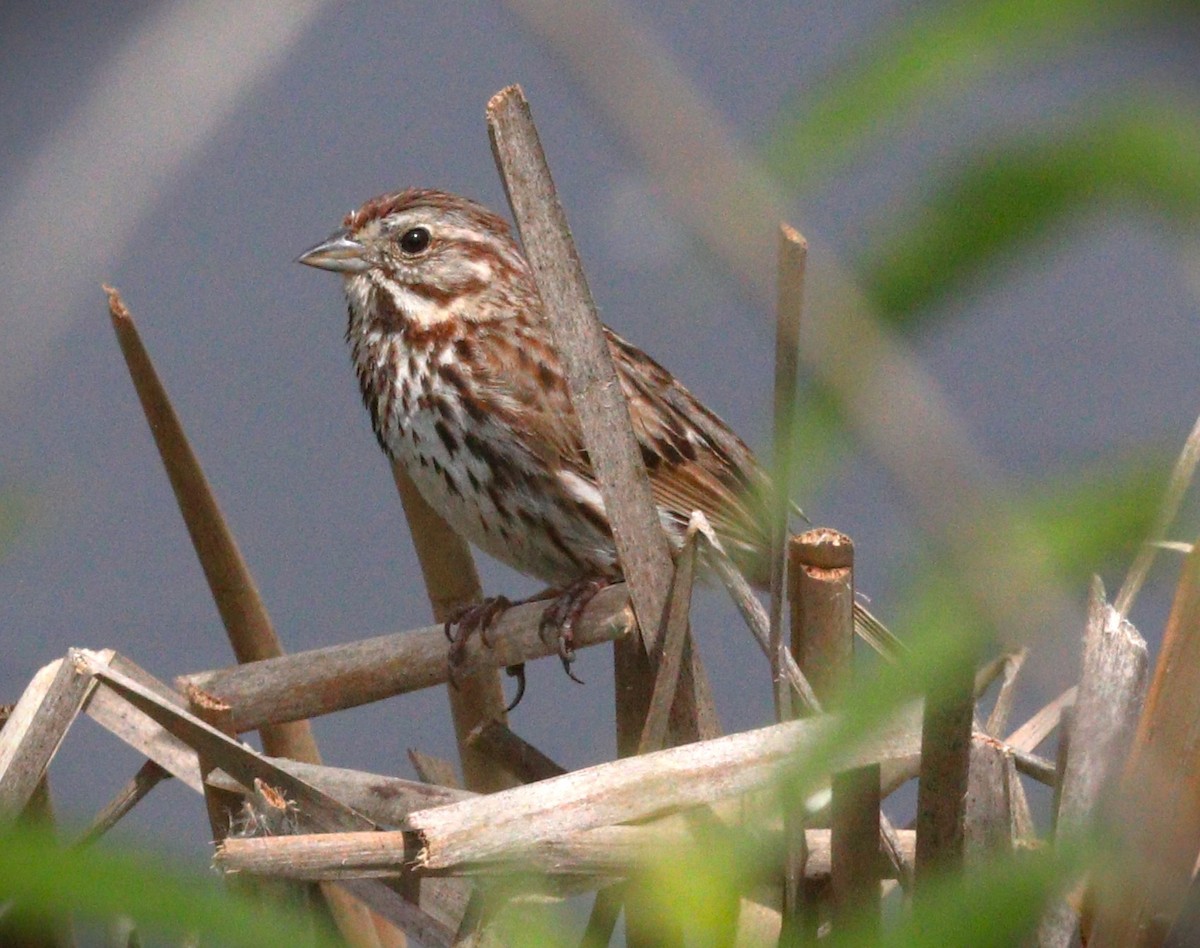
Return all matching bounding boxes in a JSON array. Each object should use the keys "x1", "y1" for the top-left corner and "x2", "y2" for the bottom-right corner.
[
  {"x1": 832, "y1": 838, "x2": 1094, "y2": 947},
  {"x1": 0, "y1": 823, "x2": 339, "y2": 948},
  {"x1": 1022, "y1": 451, "x2": 1166, "y2": 581},
  {"x1": 764, "y1": 0, "x2": 1146, "y2": 189},
  {"x1": 896, "y1": 450, "x2": 1167, "y2": 648},
  {"x1": 864, "y1": 104, "x2": 1200, "y2": 324}
]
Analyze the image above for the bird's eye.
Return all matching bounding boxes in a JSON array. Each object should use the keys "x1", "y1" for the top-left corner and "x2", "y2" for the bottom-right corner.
[{"x1": 399, "y1": 226, "x2": 431, "y2": 255}]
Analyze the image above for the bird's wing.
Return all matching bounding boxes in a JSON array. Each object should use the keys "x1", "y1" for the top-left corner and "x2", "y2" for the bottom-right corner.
[
  {"x1": 465, "y1": 321, "x2": 772, "y2": 580},
  {"x1": 606, "y1": 329, "x2": 772, "y2": 578}
]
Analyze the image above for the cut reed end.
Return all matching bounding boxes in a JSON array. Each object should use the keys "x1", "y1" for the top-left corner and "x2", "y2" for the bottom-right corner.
[{"x1": 102, "y1": 284, "x2": 130, "y2": 323}]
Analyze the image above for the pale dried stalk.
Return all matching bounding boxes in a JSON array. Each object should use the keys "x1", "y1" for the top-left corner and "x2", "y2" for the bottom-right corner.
[
  {"x1": 1038, "y1": 579, "x2": 1147, "y2": 948},
  {"x1": 84, "y1": 675, "x2": 204, "y2": 792},
  {"x1": 0, "y1": 651, "x2": 103, "y2": 817},
  {"x1": 1007, "y1": 687, "x2": 1077, "y2": 756},
  {"x1": 75, "y1": 651, "x2": 459, "y2": 947},
  {"x1": 914, "y1": 654, "x2": 975, "y2": 895},
  {"x1": 983, "y1": 647, "x2": 1028, "y2": 738},
  {"x1": 964, "y1": 735, "x2": 1013, "y2": 863},
  {"x1": 217, "y1": 825, "x2": 916, "y2": 884},
  {"x1": 76, "y1": 760, "x2": 171, "y2": 846},
  {"x1": 466, "y1": 722, "x2": 565, "y2": 784},
  {"x1": 694, "y1": 514, "x2": 820, "y2": 713},
  {"x1": 178, "y1": 583, "x2": 633, "y2": 734},
  {"x1": 210, "y1": 759, "x2": 471, "y2": 825},
  {"x1": 407, "y1": 709, "x2": 922, "y2": 871},
  {"x1": 1114, "y1": 410, "x2": 1200, "y2": 616},
  {"x1": 638, "y1": 519, "x2": 701, "y2": 754},
  {"x1": 105, "y1": 289, "x2": 318, "y2": 761},
  {"x1": 771, "y1": 225, "x2": 807, "y2": 721}
]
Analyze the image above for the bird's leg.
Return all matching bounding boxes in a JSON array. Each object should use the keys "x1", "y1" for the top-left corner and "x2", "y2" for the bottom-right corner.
[
  {"x1": 538, "y1": 576, "x2": 614, "y2": 683},
  {"x1": 443, "y1": 591, "x2": 555, "y2": 710},
  {"x1": 444, "y1": 595, "x2": 513, "y2": 655}
]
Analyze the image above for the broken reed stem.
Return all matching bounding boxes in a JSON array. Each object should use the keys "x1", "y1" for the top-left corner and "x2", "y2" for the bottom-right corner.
[
  {"x1": 486, "y1": 85, "x2": 672, "y2": 649},
  {"x1": 770, "y1": 225, "x2": 807, "y2": 722},
  {"x1": 638, "y1": 521, "x2": 700, "y2": 755},
  {"x1": 1038, "y1": 578, "x2": 1147, "y2": 948},
  {"x1": 76, "y1": 651, "x2": 458, "y2": 946},
  {"x1": 789, "y1": 530, "x2": 881, "y2": 932},
  {"x1": 217, "y1": 826, "x2": 918, "y2": 884},
  {"x1": 178, "y1": 583, "x2": 633, "y2": 733},
  {"x1": 982, "y1": 648, "x2": 1027, "y2": 738},
  {"x1": 76, "y1": 760, "x2": 171, "y2": 847},
  {"x1": 1114, "y1": 410, "x2": 1200, "y2": 617},
  {"x1": 466, "y1": 721, "x2": 566, "y2": 784},
  {"x1": 487, "y1": 84, "x2": 707, "y2": 946},
  {"x1": 105, "y1": 289, "x2": 394, "y2": 948},
  {"x1": 0, "y1": 653, "x2": 100, "y2": 817},
  {"x1": 407, "y1": 707, "x2": 922, "y2": 871},
  {"x1": 914, "y1": 650, "x2": 975, "y2": 896},
  {"x1": 1006, "y1": 686, "x2": 1076, "y2": 755},
  {"x1": 486, "y1": 83, "x2": 717, "y2": 750},
  {"x1": 104, "y1": 289, "x2": 318, "y2": 761},
  {"x1": 694, "y1": 515, "x2": 820, "y2": 713}
]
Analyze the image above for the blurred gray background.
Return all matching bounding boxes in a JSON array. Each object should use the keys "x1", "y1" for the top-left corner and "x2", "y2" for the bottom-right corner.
[{"x1": 1, "y1": 0, "x2": 1197, "y2": 861}]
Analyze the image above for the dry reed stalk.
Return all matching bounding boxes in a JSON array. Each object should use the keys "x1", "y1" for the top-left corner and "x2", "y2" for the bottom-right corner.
[
  {"x1": 185, "y1": 686, "x2": 246, "y2": 849},
  {"x1": 489, "y1": 83, "x2": 706, "y2": 947},
  {"x1": 914, "y1": 653, "x2": 975, "y2": 896},
  {"x1": 0, "y1": 652, "x2": 102, "y2": 817},
  {"x1": 84, "y1": 677, "x2": 203, "y2": 792},
  {"x1": 105, "y1": 289, "x2": 317, "y2": 760},
  {"x1": 106, "y1": 288, "x2": 395, "y2": 947},
  {"x1": 211, "y1": 760, "x2": 471, "y2": 823},
  {"x1": 75, "y1": 650, "x2": 460, "y2": 947},
  {"x1": 696, "y1": 515, "x2": 820, "y2": 712},
  {"x1": 638, "y1": 521, "x2": 700, "y2": 755},
  {"x1": 402, "y1": 752, "x2": 479, "y2": 937},
  {"x1": 76, "y1": 760, "x2": 171, "y2": 846},
  {"x1": 486, "y1": 84, "x2": 717, "y2": 751},
  {"x1": 217, "y1": 825, "x2": 917, "y2": 885},
  {"x1": 983, "y1": 647, "x2": 1028, "y2": 738},
  {"x1": 964, "y1": 735, "x2": 1013, "y2": 861},
  {"x1": 789, "y1": 530, "x2": 881, "y2": 935},
  {"x1": 406, "y1": 708, "x2": 922, "y2": 871},
  {"x1": 466, "y1": 722, "x2": 566, "y2": 784},
  {"x1": 1114, "y1": 411, "x2": 1200, "y2": 617},
  {"x1": 1037, "y1": 578, "x2": 1147, "y2": 948},
  {"x1": 1007, "y1": 687, "x2": 1076, "y2": 755},
  {"x1": 178, "y1": 584, "x2": 632, "y2": 733},
  {"x1": 771, "y1": 225, "x2": 807, "y2": 721}
]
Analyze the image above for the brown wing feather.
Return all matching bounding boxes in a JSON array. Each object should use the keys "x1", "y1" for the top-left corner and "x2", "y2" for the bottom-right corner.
[
  {"x1": 465, "y1": 319, "x2": 772, "y2": 583},
  {"x1": 607, "y1": 330, "x2": 771, "y2": 581}
]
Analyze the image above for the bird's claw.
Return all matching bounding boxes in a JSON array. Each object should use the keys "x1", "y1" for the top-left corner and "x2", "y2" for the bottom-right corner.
[
  {"x1": 537, "y1": 576, "x2": 611, "y2": 686},
  {"x1": 444, "y1": 595, "x2": 512, "y2": 678},
  {"x1": 503, "y1": 664, "x2": 527, "y2": 713}
]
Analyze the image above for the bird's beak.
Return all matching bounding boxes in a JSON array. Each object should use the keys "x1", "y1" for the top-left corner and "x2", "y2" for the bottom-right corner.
[{"x1": 296, "y1": 229, "x2": 372, "y2": 273}]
